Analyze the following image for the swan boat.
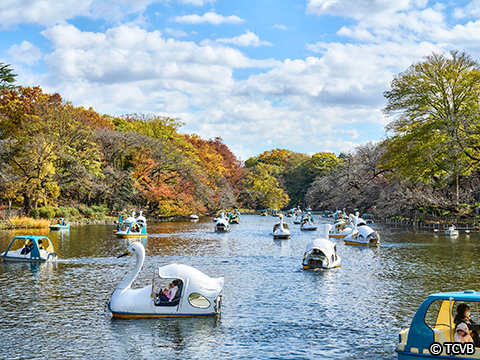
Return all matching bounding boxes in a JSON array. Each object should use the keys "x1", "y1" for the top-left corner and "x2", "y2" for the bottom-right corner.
[
  {"x1": 108, "y1": 242, "x2": 224, "y2": 318},
  {"x1": 215, "y1": 213, "x2": 231, "y2": 233},
  {"x1": 273, "y1": 214, "x2": 290, "y2": 239},
  {"x1": 49, "y1": 217, "x2": 69, "y2": 230},
  {"x1": 189, "y1": 214, "x2": 199, "y2": 220},
  {"x1": 445, "y1": 225, "x2": 459, "y2": 236},
  {"x1": 329, "y1": 220, "x2": 353, "y2": 239},
  {"x1": 294, "y1": 213, "x2": 305, "y2": 224},
  {"x1": 260, "y1": 209, "x2": 268, "y2": 216},
  {"x1": 285, "y1": 209, "x2": 295, "y2": 217},
  {"x1": 271, "y1": 209, "x2": 280, "y2": 217},
  {"x1": 300, "y1": 213, "x2": 317, "y2": 231},
  {"x1": 333, "y1": 210, "x2": 346, "y2": 223},
  {"x1": 343, "y1": 213, "x2": 380, "y2": 246},
  {"x1": 0, "y1": 235, "x2": 57, "y2": 262},
  {"x1": 229, "y1": 213, "x2": 240, "y2": 224},
  {"x1": 116, "y1": 211, "x2": 148, "y2": 238},
  {"x1": 396, "y1": 290, "x2": 480, "y2": 359},
  {"x1": 302, "y1": 225, "x2": 341, "y2": 269}
]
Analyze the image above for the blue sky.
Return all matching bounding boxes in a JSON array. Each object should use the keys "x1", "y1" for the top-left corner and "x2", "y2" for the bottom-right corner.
[{"x1": 1, "y1": 0, "x2": 480, "y2": 160}]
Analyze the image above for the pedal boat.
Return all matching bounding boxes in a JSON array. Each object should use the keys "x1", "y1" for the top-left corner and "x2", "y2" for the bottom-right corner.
[
  {"x1": 362, "y1": 213, "x2": 374, "y2": 225},
  {"x1": 108, "y1": 242, "x2": 224, "y2": 318},
  {"x1": 49, "y1": 217, "x2": 70, "y2": 230},
  {"x1": 303, "y1": 225, "x2": 340, "y2": 269},
  {"x1": 445, "y1": 225, "x2": 459, "y2": 236},
  {"x1": 271, "y1": 209, "x2": 280, "y2": 217},
  {"x1": 285, "y1": 209, "x2": 295, "y2": 217},
  {"x1": 397, "y1": 290, "x2": 480, "y2": 359},
  {"x1": 344, "y1": 213, "x2": 379, "y2": 246},
  {"x1": 229, "y1": 213, "x2": 240, "y2": 224},
  {"x1": 215, "y1": 212, "x2": 231, "y2": 233},
  {"x1": 300, "y1": 213, "x2": 317, "y2": 231},
  {"x1": 329, "y1": 220, "x2": 353, "y2": 239},
  {"x1": 294, "y1": 213, "x2": 305, "y2": 224},
  {"x1": 273, "y1": 214, "x2": 290, "y2": 239},
  {"x1": 116, "y1": 212, "x2": 148, "y2": 238},
  {"x1": 1, "y1": 235, "x2": 57, "y2": 262}
]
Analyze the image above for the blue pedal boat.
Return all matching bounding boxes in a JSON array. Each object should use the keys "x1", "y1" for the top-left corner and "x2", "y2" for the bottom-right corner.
[
  {"x1": 1, "y1": 235, "x2": 57, "y2": 262},
  {"x1": 49, "y1": 217, "x2": 70, "y2": 230},
  {"x1": 397, "y1": 290, "x2": 480, "y2": 359}
]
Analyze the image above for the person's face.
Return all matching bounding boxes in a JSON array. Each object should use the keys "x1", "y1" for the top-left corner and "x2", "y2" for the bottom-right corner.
[{"x1": 458, "y1": 330, "x2": 467, "y2": 337}]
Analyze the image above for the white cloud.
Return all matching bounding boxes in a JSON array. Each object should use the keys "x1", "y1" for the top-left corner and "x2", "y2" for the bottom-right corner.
[
  {"x1": 0, "y1": 0, "x2": 155, "y2": 29},
  {"x1": 216, "y1": 30, "x2": 272, "y2": 47},
  {"x1": 164, "y1": 28, "x2": 187, "y2": 37},
  {"x1": 174, "y1": 12, "x2": 244, "y2": 25},
  {"x1": 8, "y1": 41, "x2": 43, "y2": 65},
  {"x1": 272, "y1": 24, "x2": 287, "y2": 30}
]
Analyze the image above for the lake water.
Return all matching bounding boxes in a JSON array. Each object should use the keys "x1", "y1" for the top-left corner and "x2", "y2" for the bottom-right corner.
[{"x1": 0, "y1": 215, "x2": 478, "y2": 359}]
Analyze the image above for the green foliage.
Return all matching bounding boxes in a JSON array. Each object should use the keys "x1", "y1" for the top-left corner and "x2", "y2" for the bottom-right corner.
[
  {"x1": 29, "y1": 208, "x2": 39, "y2": 219},
  {"x1": 381, "y1": 50, "x2": 480, "y2": 205},
  {"x1": 38, "y1": 206, "x2": 56, "y2": 219},
  {"x1": 0, "y1": 62, "x2": 17, "y2": 90}
]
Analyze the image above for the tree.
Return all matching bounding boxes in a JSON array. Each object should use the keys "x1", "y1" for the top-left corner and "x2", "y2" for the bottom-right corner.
[
  {"x1": 244, "y1": 163, "x2": 289, "y2": 209},
  {"x1": 380, "y1": 50, "x2": 480, "y2": 206},
  {"x1": 0, "y1": 62, "x2": 17, "y2": 90}
]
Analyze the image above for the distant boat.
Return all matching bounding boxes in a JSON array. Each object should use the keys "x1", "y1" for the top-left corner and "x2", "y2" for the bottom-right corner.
[
  {"x1": 445, "y1": 225, "x2": 458, "y2": 236},
  {"x1": 189, "y1": 214, "x2": 199, "y2": 220},
  {"x1": 300, "y1": 213, "x2": 317, "y2": 231},
  {"x1": 49, "y1": 217, "x2": 69, "y2": 230},
  {"x1": 116, "y1": 211, "x2": 148, "y2": 238},
  {"x1": 273, "y1": 215, "x2": 290, "y2": 239},
  {"x1": 215, "y1": 212, "x2": 231, "y2": 233}
]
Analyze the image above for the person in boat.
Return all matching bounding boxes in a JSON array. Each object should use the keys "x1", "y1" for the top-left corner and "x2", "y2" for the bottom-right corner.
[
  {"x1": 455, "y1": 322, "x2": 474, "y2": 344},
  {"x1": 158, "y1": 280, "x2": 180, "y2": 302},
  {"x1": 454, "y1": 303, "x2": 480, "y2": 346},
  {"x1": 21, "y1": 240, "x2": 34, "y2": 255},
  {"x1": 38, "y1": 239, "x2": 44, "y2": 250}
]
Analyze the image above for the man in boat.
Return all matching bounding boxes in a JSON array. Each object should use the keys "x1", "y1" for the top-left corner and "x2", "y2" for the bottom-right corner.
[{"x1": 20, "y1": 240, "x2": 34, "y2": 255}]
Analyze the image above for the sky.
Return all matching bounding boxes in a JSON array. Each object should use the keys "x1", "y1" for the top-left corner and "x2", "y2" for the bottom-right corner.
[{"x1": 1, "y1": 0, "x2": 480, "y2": 160}]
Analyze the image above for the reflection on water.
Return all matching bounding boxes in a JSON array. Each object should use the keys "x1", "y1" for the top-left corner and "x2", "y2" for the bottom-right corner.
[{"x1": 1, "y1": 216, "x2": 480, "y2": 359}]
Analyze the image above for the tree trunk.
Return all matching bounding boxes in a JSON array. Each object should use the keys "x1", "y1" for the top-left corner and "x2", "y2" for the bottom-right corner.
[{"x1": 23, "y1": 191, "x2": 32, "y2": 215}]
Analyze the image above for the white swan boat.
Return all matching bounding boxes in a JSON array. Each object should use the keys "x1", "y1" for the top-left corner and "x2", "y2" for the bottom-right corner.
[
  {"x1": 273, "y1": 214, "x2": 290, "y2": 239},
  {"x1": 214, "y1": 212, "x2": 231, "y2": 233},
  {"x1": 329, "y1": 220, "x2": 353, "y2": 239},
  {"x1": 445, "y1": 225, "x2": 459, "y2": 236},
  {"x1": 300, "y1": 213, "x2": 317, "y2": 231},
  {"x1": 303, "y1": 225, "x2": 341, "y2": 269},
  {"x1": 0, "y1": 235, "x2": 57, "y2": 262},
  {"x1": 189, "y1": 214, "x2": 199, "y2": 220},
  {"x1": 108, "y1": 242, "x2": 224, "y2": 318},
  {"x1": 293, "y1": 213, "x2": 305, "y2": 224},
  {"x1": 344, "y1": 213, "x2": 380, "y2": 246}
]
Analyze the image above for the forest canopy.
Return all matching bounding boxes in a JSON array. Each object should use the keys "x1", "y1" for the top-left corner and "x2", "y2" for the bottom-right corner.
[{"x1": 3, "y1": 50, "x2": 480, "y2": 218}]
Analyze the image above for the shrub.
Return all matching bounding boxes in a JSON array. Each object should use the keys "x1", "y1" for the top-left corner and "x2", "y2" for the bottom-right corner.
[
  {"x1": 69, "y1": 207, "x2": 80, "y2": 218},
  {"x1": 55, "y1": 207, "x2": 70, "y2": 218},
  {"x1": 30, "y1": 208, "x2": 39, "y2": 219},
  {"x1": 80, "y1": 207, "x2": 95, "y2": 219},
  {"x1": 38, "y1": 206, "x2": 56, "y2": 219}
]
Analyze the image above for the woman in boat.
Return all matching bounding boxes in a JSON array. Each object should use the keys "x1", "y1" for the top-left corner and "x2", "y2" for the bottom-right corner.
[
  {"x1": 455, "y1": 322, "x2": 474, "y2": 344},
  {"x1": 158, "y1": 280, "x2": 180, "y2": 302},
  {"x1": 454, "y1": 303, "x2": 480, "y2": 346}
]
